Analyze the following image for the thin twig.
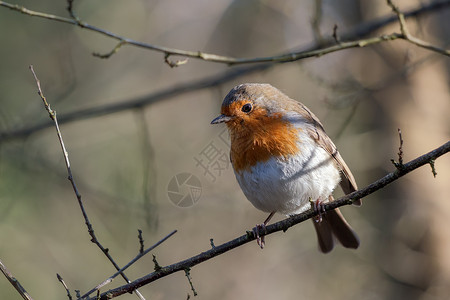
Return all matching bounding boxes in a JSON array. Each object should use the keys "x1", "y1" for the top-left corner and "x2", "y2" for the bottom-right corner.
[
  {"x1": 66, "y1": 0, "x2": 77, "y2": 20},
  {"x1": 0, "y1": 259, "x2": 33, "y2": 300},
  {"x1": 391, "y1": 128, "x2": 404, "y2": 169},
  {"x1": 429, "y1": 159, "x2": 437, "y2": 177},
  {"x1": 138, "y1": 229, "x2": 145, "y2": 254},
  {"x1": 86, "y1": 141, "x2": 450, "y2": 300},
  {"x1": 332, "y1": 24, "x2": 340, "y2": 44},
  {"x1": 93, "y1": 40, "x2": 127, "y2": 59},
  {"x1": 397, "y1": 128, "x2": 404, "y2": 165},
  {"x1": 311, "y1": 0, "x2": 323, "y2": 45},
  {"x1": 152, "y1": 255, "x2": 162, "y2": 272},
  {"x1": 164, "y1": 53, "x2": 189, "y2": 68},
  {"x1": 0, "y1": 2, "x2": 447, "y2": 143},
  {"x1": 82, "y1": 230, "x2": 177, "y2": 299},
  {"x1": 387, "y1": 0, "x2": 450, "y2": 56},
  {"x1": 184, "y1": 268, "x2": 197, "y2": 297},
  {"x1": 29, "y1": 65, "x2": 146, "y2": 300},
  {"x1": 135, "y1": 109, "x2": 159, "y2": 229},
  {"x1": 0, "y1": 0, "x2": 448, "y2": 64},
  {"x1": 57, "y1": 273, "x2": 72, "y2": 300}
]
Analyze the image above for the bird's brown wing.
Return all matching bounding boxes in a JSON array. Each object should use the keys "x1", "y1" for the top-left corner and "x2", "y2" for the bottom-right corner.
[{"x1": 292, "y1": 101, "x2": 361, "y2": 206}]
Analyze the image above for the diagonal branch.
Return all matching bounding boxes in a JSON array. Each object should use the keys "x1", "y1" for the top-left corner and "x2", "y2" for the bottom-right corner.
[
  {"x1": 81, "y1": 230, "x2": 178, "y2": 299},
  {"x1": 29, "y1": 65, "x2": 146, "y2": 300},
  {"x1": 0, "y1": 259, "x2": 33, "y2": 300},
  {"x1": 86, "y1": 141, "x2": 450, "y2": 300},
  {"x1": 57, "y1": 274, "x2": 73, "y2": 300}
]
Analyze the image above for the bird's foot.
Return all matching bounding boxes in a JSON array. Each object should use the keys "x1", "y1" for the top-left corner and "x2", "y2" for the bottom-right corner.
[
  {"x1": 252, "y1": 223, "x2": 267, "y2": 249},
  {"x1": 311, "y1": 198, "x2": 326, "y2": 223}
]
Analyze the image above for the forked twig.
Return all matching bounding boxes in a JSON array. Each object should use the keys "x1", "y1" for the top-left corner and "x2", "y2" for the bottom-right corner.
[
  {"x1": 82, "y1": 230, "x2": 177, "y2": 298},
  {"x1": 387, "y1": 0, "x2": 450, "y2": 56},
  {"x1": 29, "y1": 65, "x2": 145, "y2": 300}
]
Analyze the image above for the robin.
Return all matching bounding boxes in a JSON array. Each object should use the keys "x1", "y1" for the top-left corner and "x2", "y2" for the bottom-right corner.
[{"x1": 211, "y1": 83, "x2": 361, "y2": 253}]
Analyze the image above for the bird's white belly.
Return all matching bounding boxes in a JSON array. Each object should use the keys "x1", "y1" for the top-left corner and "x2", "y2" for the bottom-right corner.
[{"x1": 234, "y1": 138, "x2": 340, "y2": 216}]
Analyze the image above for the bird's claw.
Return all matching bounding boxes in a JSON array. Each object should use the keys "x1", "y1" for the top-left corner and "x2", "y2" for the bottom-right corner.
[
  {"x1": 312, "y1": 198, "x2": 326, "y2": 223},
  {"x1": 252, "y1": 224, "x2": 267, "y2": 249}
]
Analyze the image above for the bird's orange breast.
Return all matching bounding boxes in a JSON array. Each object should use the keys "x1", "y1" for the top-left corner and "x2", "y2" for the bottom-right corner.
[{"x1": 225, "y1": 106, "x2": 300, "y2": 173}]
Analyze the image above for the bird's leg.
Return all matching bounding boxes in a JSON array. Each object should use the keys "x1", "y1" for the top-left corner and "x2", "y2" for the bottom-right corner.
[
  {"x1": 311, "y1": 198, "x2": 326, "y2": 223},
  {"x1": 253, "y1": 212, "x2": 275, "y2": 249}
]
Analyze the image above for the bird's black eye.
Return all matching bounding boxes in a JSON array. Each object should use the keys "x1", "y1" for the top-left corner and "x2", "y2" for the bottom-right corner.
[{"x1": 241, "y1": 103, "x2": 252, "y2": 113}]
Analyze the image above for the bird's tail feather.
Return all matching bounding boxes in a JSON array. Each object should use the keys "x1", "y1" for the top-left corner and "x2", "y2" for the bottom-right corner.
[{"x1": 312, "y1": 205, "x2": 359, "y2": 253}]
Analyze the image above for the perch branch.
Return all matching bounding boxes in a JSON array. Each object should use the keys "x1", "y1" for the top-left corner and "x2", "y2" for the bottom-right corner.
[
  {"x1": 86, "y1": 141, "x2": 450, "y2": 300},
  {"x1": 29, "y1": 65, "x2": 146, "y2": 300}
]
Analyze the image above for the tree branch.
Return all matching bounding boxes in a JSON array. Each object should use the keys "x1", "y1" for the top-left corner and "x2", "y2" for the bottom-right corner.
[
  {"x1": 0, "y1": 259, "x2": 33, "y2": 300},
  {"x1": 0, "y1": 1, "x2": 447, "y2": 143},
  {"x1": 29, "y1": 65, "x2": 146, "y2": 300},
  {"x1": 0, "y1": 0, "x2": 448, "y2": 64},
  {"x1": 81, "y1": 230, "x2": 178, "y2": 299},
  {"x1": 57, "y1": 274, "x2": 73, "y2": 300},
  {"x1": 86, "y1": 141, "x2": 450, "y2": 300},
  {"x1": 387, "y1": 0, "x2": 450, "y2": 56}
]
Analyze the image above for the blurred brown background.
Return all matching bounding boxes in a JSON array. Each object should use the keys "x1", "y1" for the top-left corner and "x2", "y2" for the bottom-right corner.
[{"x1": 0, "y1": 0, "x2": 449, "y2": 299}]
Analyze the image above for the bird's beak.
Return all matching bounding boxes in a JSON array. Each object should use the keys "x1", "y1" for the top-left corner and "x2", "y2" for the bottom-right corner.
[{"x1": 211, "y1": 114, "x2": 232, "y2": 124}]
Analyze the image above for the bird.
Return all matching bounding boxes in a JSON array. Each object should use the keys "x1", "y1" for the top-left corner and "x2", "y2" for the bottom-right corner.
[{"x1": 211, "y1": 83, "x2": 361, "y2": 253}]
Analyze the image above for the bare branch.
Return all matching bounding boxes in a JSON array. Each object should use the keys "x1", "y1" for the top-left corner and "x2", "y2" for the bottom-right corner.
[
  {"x1": 29, "y1": 65, "x2": 146, "y2": 300},
  {"x1": 0, "y1": 259, "x2": 33, "y2": 300},
  {"x1": 0, "y1": 2, "x2": 447, "y2": 143},
  {"x1": 152, "y1": 255, "x2": 162, "y2": 272},
  {"x1": 429, "y1": 159, "x2": 438, "y2": 177},
  {"x1": 311, "y1": 0, "x2": 324, "y2": 45},
  {"x1": 66, "y1": 0, "x2": 76, "y2": 20},
  {"x1": 87, "y1": 141, "x2": 450, "y2": 300},
  {"x1": 387, "y1": 0, "x2": 450, "y2": 56},
  {"x1": 332, "y1": 24, "x2": 341, "y2": 44},
  {"x1": 391, "y1": 128, "x2": 405, "y2": 169},
  {"x1": 397, "y1": 128, "x2": 404, "y2": 165},
  {"x1": 57, "y1": 273, "x2": 72, "y2": 300},
  {"x1": 93, "y1": 40, "x2": 127, "y2": 59},
  {"x1": 0, "y1": 0, "x2": 448, "y2": 64},
  {"x1": 164, "y1": 53, "x2": 189, "y2": 68},
  {"x1": 138, "y1": 229, "x2": 145, "y2": 254},
  {"x1": 82, "y1": 230, "x2": 177, "y2": 298},
  {"x1": 184, "y1": 268, "x2": 197, "y2": 297}
]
